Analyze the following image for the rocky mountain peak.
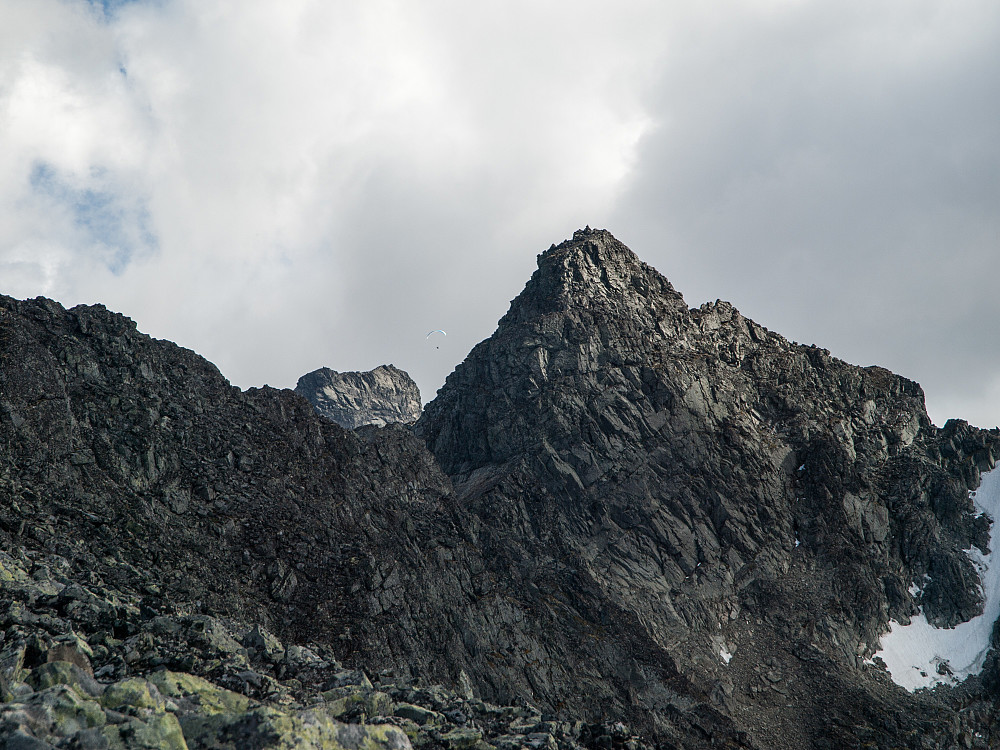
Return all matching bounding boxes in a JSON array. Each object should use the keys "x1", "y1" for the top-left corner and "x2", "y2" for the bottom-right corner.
[
  {"x1": 295, "y1": 364, "x2": 422, "y2": 429},
  {"x1": 416, "y1": 229, "x2": 1000, "y2": 746},
  {"x1": 5, "y1": 231, "x2": 1000, "y2": 749},
  {"x1": 502, "y1": 226, "x2": 689, "y2": 328}
]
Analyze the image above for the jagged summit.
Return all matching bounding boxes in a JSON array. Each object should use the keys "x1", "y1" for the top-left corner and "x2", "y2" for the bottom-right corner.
[
  {"x1": 500, "y1": 227, "x2": 688, "y2": 327},
  {"x1": 417, "y1": 230, "x2": 1000, "y2": 747}
]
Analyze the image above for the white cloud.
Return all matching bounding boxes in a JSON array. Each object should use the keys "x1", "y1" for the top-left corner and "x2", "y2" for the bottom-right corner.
[
  {"x1": 1, "y1": 0, "x2": 664, "y2": 394},
  {"x1": 0, "y1": 0, "x2": 154, "y2": 298}
]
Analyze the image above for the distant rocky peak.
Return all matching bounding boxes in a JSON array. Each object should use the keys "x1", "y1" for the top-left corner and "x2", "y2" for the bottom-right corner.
[{"x1": 294, "y1": 364, "x2": 421, "y2": 429}]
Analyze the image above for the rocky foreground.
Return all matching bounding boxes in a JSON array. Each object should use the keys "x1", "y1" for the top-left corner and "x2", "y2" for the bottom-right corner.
[
  {"x1": 3, "y1": 229, "x2": 1000, "y2": 748},
  {"x1": 1, "y1": 543, "x2": 649, "y2": 750}
]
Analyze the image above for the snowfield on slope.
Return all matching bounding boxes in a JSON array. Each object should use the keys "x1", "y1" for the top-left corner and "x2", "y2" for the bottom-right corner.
[{"x1": 874, "y1": 468, "x2": 1000, "y2": 691}]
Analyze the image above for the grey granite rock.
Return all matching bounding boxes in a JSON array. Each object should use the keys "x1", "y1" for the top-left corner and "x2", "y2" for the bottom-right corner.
[{"x1": 295, "y1": 365, "x2": 422, "y2": 429}]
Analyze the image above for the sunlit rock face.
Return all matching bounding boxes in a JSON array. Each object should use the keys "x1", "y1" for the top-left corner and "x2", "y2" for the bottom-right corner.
[
  {"x1": 295, "y1": 364, "x2": 422, "y2": 429},
  {"x1": 3, "y1": 230, "x2": 1000, "y2": 749}
]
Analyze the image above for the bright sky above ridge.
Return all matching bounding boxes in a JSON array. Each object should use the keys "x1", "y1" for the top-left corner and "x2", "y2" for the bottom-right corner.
[{"x1": 2, "y1": 0, "x2": 998, "y2": 426}]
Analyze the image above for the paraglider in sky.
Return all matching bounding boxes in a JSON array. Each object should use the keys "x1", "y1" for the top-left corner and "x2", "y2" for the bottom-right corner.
[{"x1": 426, "y1": 330, "x2": 446, "y2": 349}]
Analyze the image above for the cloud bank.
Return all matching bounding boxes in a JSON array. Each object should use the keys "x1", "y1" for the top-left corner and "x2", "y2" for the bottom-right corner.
[{"x1": 1, "y1": 0, "x2": 998, "y2": 426}]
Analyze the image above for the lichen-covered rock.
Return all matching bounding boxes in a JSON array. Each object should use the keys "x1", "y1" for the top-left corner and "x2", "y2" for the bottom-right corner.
[
  {"x1": 391, "y1": 702, "x2": 442, "y2": 726},
  {"x1": 147, "y1": 672, "x2": 252, "y2": 716},
  {"x1": 439, "y1": 727, "x2": 482, "y2": 749},
  {"x1": 322, "y1": 688, "x2": 392, "y2": 722},
  {"x1": 102, "y1": 712, "x2": 188, "y2": 750},
  {"x1": 26, "y1": 662, "x2": 101, "y2": 697},
  {"x1": 179, "y1": 705, "x2": 411, "y2": 750}
]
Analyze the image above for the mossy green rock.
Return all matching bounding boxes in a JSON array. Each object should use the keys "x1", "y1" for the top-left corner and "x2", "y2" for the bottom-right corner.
[
  {"x1": 0, "y1": 556, "x2": 27, "y2": 582},
  {"x1": 390, "y1": 717, "x2": 420, "y2": 744},
  {"x1": 0, "y1": 685, "x2": 106, "y2": 744},
  {"x1": 243, "y1": 623, "x2": 285, "y2": 663},
  {"x1": 440, "y1": 728, "x2": 484, "y2": 750},
  {"x1": 103, "y1": 711, "x2": 189, "y2": 750},
  {"x1": 322, "y1": 689, "x2": 393, "y2": 720},
  {"x1": 178, "y1": 704, "x2": 410, "y2": 750},
  {"x1": 0, "y1": 642, "x2": 27, "y2": 701},
  {"x1": 147, "y1": 671, "x2": 252, "y2": 715},
  {"x1": 101, "y1": 676, "x2": 167, "y2": 711},
  {"x1": 26, "y1": 661, "x2": 101, "y2": 697},
  {"x1": 392, "y1": 703, "x2": 442, "y2": 726},
  {"x1": 335, "y1": 721, "x2": 411, "y2": 750},
  {"x1": 30, "y1": 684, "x2": 107, "y2": 734}
]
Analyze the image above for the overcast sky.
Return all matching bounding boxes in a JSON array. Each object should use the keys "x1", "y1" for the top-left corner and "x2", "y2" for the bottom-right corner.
[{"x1": 2, "y1": 0, "x2": 998, "y2": 428}]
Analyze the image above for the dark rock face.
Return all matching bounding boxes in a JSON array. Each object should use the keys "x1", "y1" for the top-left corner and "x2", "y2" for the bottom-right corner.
[
  {"x1": 2, "y1": 229, "x2": 1000, "y2": 749},
  {"x1": 416, "y1": 228, "x2": 1000, "y2": 747},
  {"x1": 0, "y1": 295, "x2": 460, "y2": 679},
  {"x1": 295, "y1": 365, "x2": 422, "y2": 429}
]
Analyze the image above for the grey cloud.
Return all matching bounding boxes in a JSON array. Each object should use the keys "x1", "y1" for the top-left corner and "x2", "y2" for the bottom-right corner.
[{"x1": 611, "y1": 2, "x2": 1000, "y2": 426}]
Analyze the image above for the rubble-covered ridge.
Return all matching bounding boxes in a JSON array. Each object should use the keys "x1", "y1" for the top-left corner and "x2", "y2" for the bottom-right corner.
[
  {"x1": 295, "y1": 365, "x2": 423, "y2": 429},
  {"x1": 0, "y1": 547, "x2": 651, "y2": 750}
]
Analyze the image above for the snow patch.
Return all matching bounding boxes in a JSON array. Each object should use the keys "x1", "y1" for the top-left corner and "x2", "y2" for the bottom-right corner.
[
  {"x1": 874, "y1": 468, "x2": 1000, "y2": 691},
  {"x1": 720, "y1": 646, "x2": 733, "y2": 664}
]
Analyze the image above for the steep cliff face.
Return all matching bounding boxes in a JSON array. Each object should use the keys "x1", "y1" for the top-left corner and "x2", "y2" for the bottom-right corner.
[
  {"x1": 416, "y1": 228, "x2": 1000, "y2": 748},
  {"x1": 295, "y1": 365, "x2": 422, "y2": 429},
  {"x1": 2, "y1": 229, "x2": 1000, "y2": 749}
]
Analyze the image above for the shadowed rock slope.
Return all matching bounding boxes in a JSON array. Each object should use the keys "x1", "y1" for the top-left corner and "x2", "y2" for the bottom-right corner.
[
  {"x1": 2, "y1": 229, "x2": 1000, "y2": 748},
  {"x1": 0, "y1": 292, "x2": 667, "y2": 749}
]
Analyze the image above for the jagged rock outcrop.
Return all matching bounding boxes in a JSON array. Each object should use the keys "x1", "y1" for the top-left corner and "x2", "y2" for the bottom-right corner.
[
  {"x1": 295, "y1": 365, "x2": 422, "y2": 429},
  {"x1": 3, "y1": 229, "x2": 1000, "y2": 749}
]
